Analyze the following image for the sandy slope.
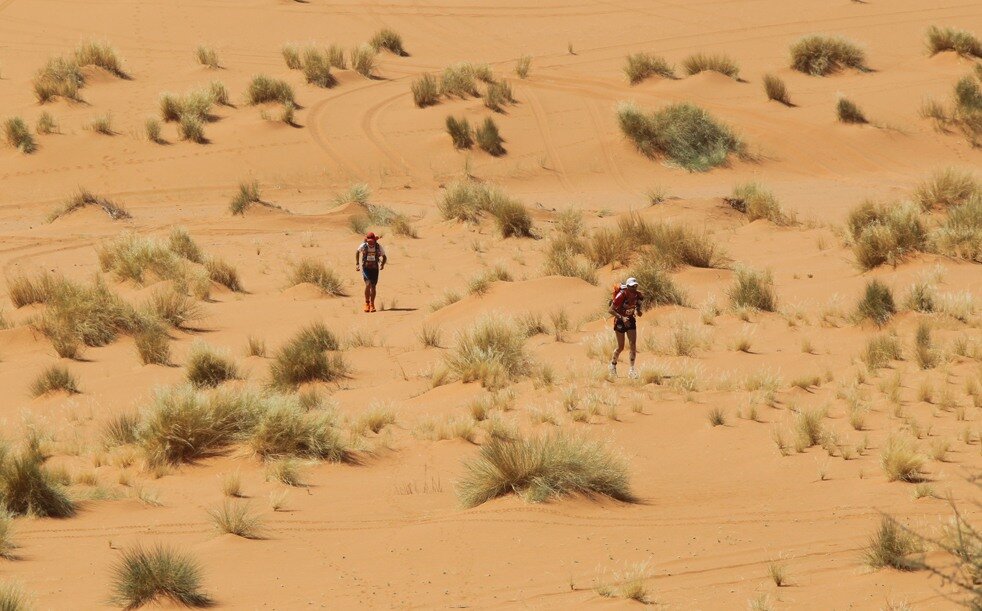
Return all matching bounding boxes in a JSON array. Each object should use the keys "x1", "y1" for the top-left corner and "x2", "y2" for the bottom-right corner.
[{"x1": 1, "y1": 0, "x2": 981, "y2": 608}]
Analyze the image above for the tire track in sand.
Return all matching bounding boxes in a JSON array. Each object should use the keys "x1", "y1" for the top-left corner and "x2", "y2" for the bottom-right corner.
[{"x1": 520, "y1": 84, "x2": 574, "y2": 192}]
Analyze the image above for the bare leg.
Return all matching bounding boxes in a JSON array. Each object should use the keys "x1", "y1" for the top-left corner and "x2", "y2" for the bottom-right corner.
[
  {"x1": 363, "y1": 281, "x2": 371, "y2": 304},
  {"x1": 627, "y1": 329, "x2": 638, "y2": 366},
  {"x1": 611, "y1": 331, "x2": 625, "y2": 365},
  {"x1": 369, "y1": 283, "x2": 377, "y2": 305}
]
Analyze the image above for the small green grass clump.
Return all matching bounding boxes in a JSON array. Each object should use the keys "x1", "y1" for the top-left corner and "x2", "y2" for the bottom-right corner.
[
  {"x1": 856, "y1": 279, "x2": 896, "y2": 326},
  {"x1": 300, "y1": 48, "x2": 336, "y2": 88},
  {"x1": 446, "y1": 115, "x2": 473, "y2": 149},
  {"x1": 864, "y1": 516, "x2": 922, "y2": 571},
  {"x1": 728, "y1": 267, "x2": 777, "y2": 312},
  {"x1": 681, "y1": 53, "x2": 739, "y2": 78},
  {"x1": 269, "y1": 323, "x2": 347, "y2": 389},
  {"x1": 245, "y1": 75, "x2": 295, "y2": 105},
  {"x1": 29, "y1": 365, "x2": 79, "y2": 397},
  {"x1": 837, "y1": 97, "x2": 867, "y2": 124},
  {"x1": 185, "y1": 342, "x2": 239, "y2": 388},
  {"x1": 288, "y1": 258, "x2": 345, "y2": 296},
  {"x1": 790, "y1": 35, "x2": 867, "y2": 75},
  {"x1": 445, "y1": 317, "x2": 530, "y2": 389},
  {"x1": 624, "y1": 53, "x2": 675, "y2": 84},
  {"x1": 847, "y1": 200, "x2": 926, "y2": 269},
  {"x1": 728, "y1": 182, "x2": 795, "y2": 225},
  {"x1": 411, "y1": 73, "x2": 439, "y2": 107},
  {"x1": 0, "y1": 581, "x2": 29, "y2": 610},
  {"x1": 925, "y1": 25, "x2": 981, "y2": 58},
  {"x1": 456, "y1": 433, "x2": 633, "y2": 507},
  {"x1": 370, "y1": 28, "x2": 407, "y2": 56},
  {"x1": 763, "y1": 73, "x2": 791, "y2": 105},
  {"x1": 476, "y1": 117, "x2": 505, "y2": 156},
  {"x1": 111, "y1": 545, "x2": 211, "y2": 608},
  {"x1": 145, "y1": 118, "x2": 162, "y2": 143},
  {"x1": 617, "y1": 101, "x2": 743, "y2": 172},
  {"x1": 4, "y1": 118, "x2": 37, "y2": 154}
]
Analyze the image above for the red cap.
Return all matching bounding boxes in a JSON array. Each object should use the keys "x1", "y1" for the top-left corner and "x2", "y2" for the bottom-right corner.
[{"x1": 365, "y1": 232, "x2": 378, "y2": 241}]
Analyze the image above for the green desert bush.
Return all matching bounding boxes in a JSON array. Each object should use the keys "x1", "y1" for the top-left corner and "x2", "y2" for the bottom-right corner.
[
  {"x1": 110, "y1": 545, "x2": 211, "y2": 608},
  {"x1": 209, "y1": 81, "x2": 229, "y2": 106},
  {"x1": 925, "y1": 25, "x2": 982, "y2": 58},
  {"x1": 728, "y1": 182, "x2": 795, "y2": 225},
  {"x1": 624, "y1": 53, "x2": 675, "y2": 84},
  {"x1": 914, "y1": 167, "x2": 979, "y2": 211},
  {"x1": 4, "y1": 117, "x2": 36, "y2": 154},
  {"x1": 847, "y1": 200, "x2": 926, "y2": 269},
  {"x1": 288, "y1": 258, "x2": 344, "y2": 296},
  {"x1": 230, "y1": 179, "x2": 262, "y2": 215},
  {"x1": 246, "y1": 75, "x2": 295, "y2": 105},
  {"x1": 48, "y1": 188, "x2": 130, "y2": 222},
  {"x1": 411, "y1": 74, "x2": 439, "y2": 107},
  {"x1": 32, "y1": 56, "x2": 84, "y2": 103},
  {"x1": 856, "y1": 279, "x2": 896, "y2": 326},
  {"x1": 790, "y1": 35, "x2": 866, "y2": 75},
  {"x1": 74, "y1": 40, "x2": 126, "y2": 77},
  {"x1": 350, "y1": 44, "x2": 378, "y2": 77},
  {"x1": 837, "y1": 97, "x2": 867, "y2": 123},
  {"x1": 0, "y1": 436, "x2": 76, "y2": 517},
  {"x1": 446, "y1": 115, "x2": 473, "y2": 149},
  {"x1": 476, "y1": 117, "x2": 505, "y2": 156},
  {"x1": 370, "y1": 28, "x2": 407, "y2": 56},
  {"x1": 682, "y1": 52, "x2": 739, "y2": 78},
  {"x1": 763, "y1": 73, "x2": 791, "y2": 105},
  {"x1": 456, "y1": 433, "x2": 633, "y2": 507},
  {"x1": 864, "y1": 516, "x2": 922, "y2": 571},
  {"x1": 185, "y1": 342, "x2": 239, "y2": 388},
  {"x1": 728, "y1": 267, "x2": 776, "y2": 311},
  {"x1": 195, "y1": 45, "x2": 220, "y2": 68},
  {"x1": 248, "y1": 395, "x2": 351, "y2": 461},
  {"x1": 29, "y1": 365, "x2": 79, "y2": 396},
  {"x1": 269, "y1": 323, "x2": 347, "y2": 389},
  {"x1": 616, "y1": 101, "x2": 743, "y2": 172},
  {"x1": 445, "y1": 317, "x2": 530, "y2": 389}
]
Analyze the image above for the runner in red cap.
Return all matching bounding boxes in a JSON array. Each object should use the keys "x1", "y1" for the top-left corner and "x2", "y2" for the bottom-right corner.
[{"x1": 355, "y1": 232, "x2": 387, "y2": 312}]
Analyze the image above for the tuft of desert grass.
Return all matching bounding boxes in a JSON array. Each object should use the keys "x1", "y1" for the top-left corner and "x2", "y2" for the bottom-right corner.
[
  {"x1": 103, "y1": 412, "x2": 140, "y2": 448},
  {"x1": 249, "y1": 395, "x2": 351, "y2": 461},
  {"x1": 790, "y1": 35, "x2": 867, "y2": 75},
  {"x1": 4, "y1": 117, "x2": 36, "y2": 154},
  {"x1": 229, "y1": 179, "x2": 262, "y2": 215},
  {"x1": 208, "y1": 81, "x2": 230, "y2": 106},
  {"x1": 588, "y1": 213, "x2": 725, "y2": 269},
  {"x1": 208, "y1": 500, "x2": 263, "y2": 538},
  {"x1": 626, "y1": 250, "x2": 688, "y2": 307},
  {"x1": 205, "y1": 257, "x2": 241, "y2": 292},
  {"x1": 32, "y1": 56, "x2": 84, "y2": 103},
  {"x1": 445, "y1": 316, "x2": 529, "y2": 389},
  {"x1": 445, "y1": 115, "x2": 473, "y2": 149},
  {"x1": 861, "y1": 333, "x2": 903, "y2": 370},
  {"x1": 881, "y1": 435, "x2": 926, "y2": 482},
  {"x1": 144, "y1": 288, "x2": 201, "y2": 329},
  {"x1": 74, "y1": 40, "x2": 127, "y2": 77},
  {"x1": 167, "y1": 227, "x2": 203, "y2": 263},
  {"x1": 768, "y1": 561, "x2": 789, "y2": 586},
  {"x1": 135, "y1": 323, "x2": 171, "y2": 366},
  {"x1": 913, "y1": 321, "x2": 937, "y2": 369},
  {"x1": 616, "y1": 101, "x2": 743, "y2": 172},
  {"x1": 913, "y1": 167, "x2": 979, "y2": 211},
  {"x1": 88, "y1": 113, "x2": 114, "y2": 135},
  {"x1": 728, "y1": 267, "x2": 776, "y2": 312},
  {"x1": 929, "y1": 193, "x2": 981, "y2": 262},
  {"x1": 350, "y1": 44, "x2": 378, "y2": 78},
  {"x1": 48, "y1": 188, "x2": 130, "y2": 222},
  {"x1": 0, "y1": 435, "x2": 76, "y2": 517},
  {"x1": 185, "y1": 342, "x2": 239, "y2": 388},
  {"x1": 0, "y1": 582, "x2": 29, "y2": 610},
  {"x1": 282, "y1": 45, "x2": 301, "y2": 69},
  {"x1": 29, "y1": 365, "x2": 79, "y2": 397},
  {"x1": 0, "y1": 513, "x2": 17, "y2": 558},
  {"x1": 925, "y1": 25, "x2": 981, "y2": 58},
  {"x1": 370, "y1": 28, "x2": 407, "y2": 56},
  {"x1": 266, "y1": 458, "x2": 305, "y2": 487},
  {"x1": 246, "y1": 74, "x2": 295, "y2": 105},
  {"x1": 794, "y1": 407, "x2": 825, "y2": 448},
  {"x1": 416, "y1": 325, "x2": 442, "y2": 348},
  {"x1": 763, "y1": 73, "x2": 791, "y2": 105},
  {"x1": 288, "y1": 258, "x2": 344, "y2": 296},
  {"x1": 483, "y1": 80, "x2": 514, "y2": 113},
  {"x1": 300, "y1": 48, "x2": 336, "y2": 88},
  {"x1": 178, "y1": 114, "x2": 205, "y2": 143},
  {"x1": 145, "y1": 118, "x2": 162, "y2": 143},
  {"x1": 439, "y1": 179, "x2": 533, "y2": 238},
  {"x1": 515, "y1": 54, "x2": 532, "y2": 79},
  {"x1": 411, "y1": 73, "x2": 439, "y2": 107},
  {"x1": 476, "y1": 117, "x2": 505, "y2": 156},
  {"x1": 624, "y1": 52, "x2": 675, "y2": 84},
  {"x1": 455, "y1": 432, "x2": 633, "y2": 507},
  {"x1": 863, "y1": 516, "x2": 922, "y2": 570},
  {"x1": 682, "y1": 52, "x2": 739, "y2": 78},
  {"x1": 269, "y1": 323, "x2": 347, "y2": 389},
  {"x1": 110, "y1": 545, "x2": 211, "y2": 608},
  {"x1": 353, "y1": 403, "x2": 396, "y2": 434},
  {"x1": 707, "y1": 407, "x2": 726, "y2": 427},
  {"x1": 837, "y1": 97, "x2": 867, "y2": 124},
  {"x1": 440, "y1": 63, "x2": 479, "y2": 97},
  {"x1": 847, "y1": 200, "x2": 926, "y2": 269},
  {"x1": 856, "y1": 279, "x2": 896, "y2": 326},
  {"x1": 35, "y1": 111, "x2": 57, "y2": 135},
  {"x1": 728, "y1": 182, "x2": 795, "y2": 225},
  {"x1": 195, "y1": 45, "x2": 220, "y2": 69}
]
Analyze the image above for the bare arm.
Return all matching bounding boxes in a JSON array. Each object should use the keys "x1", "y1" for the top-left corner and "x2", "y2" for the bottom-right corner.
[
  {"x1": 380, "y1": 253, "x2": 388, "y2": 269},
  {"x1": 355, "y1": 249, "x2": 361, "y2": 269}
]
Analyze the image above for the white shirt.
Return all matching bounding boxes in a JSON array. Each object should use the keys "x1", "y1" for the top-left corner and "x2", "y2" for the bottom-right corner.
[{"x1": 357, "y1": 241, "x2": 385, "y2": 264}]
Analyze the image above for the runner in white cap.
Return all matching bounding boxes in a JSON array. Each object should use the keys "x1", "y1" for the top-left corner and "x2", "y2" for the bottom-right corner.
[{"x1": 608, "y1": 277, "x2": 644, "y2": 378}]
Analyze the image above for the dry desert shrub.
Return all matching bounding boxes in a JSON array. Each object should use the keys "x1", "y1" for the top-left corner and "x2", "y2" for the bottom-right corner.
[
  {"x1": 135, "y1": 323, "x2": 171, "y2": 366},
  {"x1": 195, "y1": 45, "x2": 220, "y2": 69},
  {"x1": 861, "y1": 333, "x2": 903, "y2": 370},
  {"x1": 144, "y1": 287, "x2": 200, "y2": 329},
  {"x1": 624, "y1": 52, "x2": 675, "y2": 84},
  {"x1": 929, "y1": 193, "x2": 981, "y2": 262},
  {"x1": 682, "y1": 52, "x2": 739, "y2": 78},
  {"x1": 88, "y1": 113, "x2": 114, "y2": 135},
  {"x1": 445, "y1": 115, "x2": 473, "y2": 149},
  {"x1": 370, "y1": 28, "x2": 407, "y2": 56},
  {"x1": 925, "y1": 25, "x2": 982, "y2": 58},
  {"x1": 74, "y1": 40, "x2": 126, "y2": 76},
  {"x1": 439, "y1": 179, "x2": 533, "y2": 238},
  {"x1": 29, "y1": 365, "x2": 79, "y2": 397},
  {"x1": 35, "y1": 111, "x2": 57, "y2": 135},
  {"x1": 246, "y1": 74, "x2": 295, "y2": 105},
  {"x1": 0, "y1": 511, "x2": 15, "y2": 559},
  {"x1": 440, "y1": 63, "x2": 479, "y2": 97},
  {"x1": 209, "y1": 500, "x2": 263, "y2": 538},
  {"x1": 269, "y1": 323, "x2": 347, "y2": 389},
  {"x1": 0, "y1": 435, "x2": 76, "y2": 518},
  {"x1": 880, "y1": 435, "x2": 926, "y2": 482},
  {"x1": 350, "y1": 44, "x2": 378, "y2": 77},
  {"x1": 300, "y1": 48, "x2": 336, "y2": 88},
  {"x1": 456, "y1": 433, "x2": 633, "y2": 507},
  {"x1": 790, "y1": 35, "x2": 866, "y2": 75},
  {"x1": 763, "y1": 73, "x2": 791, "y2": 105},
  {"x1": 627, "y1": 251, "x2": 688, "y2": 306},
  {"x1": 411, "y1": 73, "x2": 439, "y2": 107},
  {"x1": 167, "y1": 227, "x2": 203, "y2": 263},
  {"x1": 913, "y1": 167, "x2": 979, "y2": 211},
  {"x1": 837, "y1": 97, "x2": 867, "y2": 123},
  {"x1": 728, "y1": 182, "x2": 796, "y2": 225},
  {"x1": 856, "y1": 279, "x2": 896, "y2": 326},
  {"x1": 468, "y1": 264, "x2": 512, "y2": 296},
  {"x1": 185, "y1": 342, "x2": 239, "y2": 388},
  {"x1": 847, "y1": 200, "x2": 926, "y2": 269},
  {"x1": 707, "y1": 407, "x2": 726, "y2": 426},
  {"x1": 475, "y1": 117, "x2": 505, "y2": 156},
  {"x1": 0, "y1": 582, "x2": 29, "y2": 611},
  {"x1": 145, "y1": 118, "x2": 162, "y2": 143},
  {"x1": 3, "y1": 117, "x2": 36, "y2": 154},
  {"x1": 445, "y1": 317, "x2": 530, "y2": 389},
  {"x1": 249, "y1": 395, "x2": 352, "y2": 461},
  {"x1": 616, "y1": 101, "x2": 743, "y2": 172},
  {"x1": 282, "y1": 45, "x2": 301, "y2": 69},
  {"x1": 483, "y1": 80, "x2": 514, "y2": 112},
  {"x1": 728, "y1": 267, "x2": 776, "y2": 312},
  {"x1": 229, "y1": 179, "x2": 264, "y2": 215},
  {"x1": 589, "y1": 213, "x2": 725, "y2": 269},
  {"x1": 204, "y1": 257, "x2": 240, "y2": 291},
  {"x1": 288, "y1": 258, "x2": 344, "y2": 296},
  {"x1": 32, "y1": 56, "x2": 84, "y2": 103},
  {"x1": 48, "y1": 188, "x2": 130, "y2": 222},
  {"x1": 515, "y1": 54, "x2": 532, "y2": 79},
  {"x1": 353, "y1": 403, "x2": 396, "y2": 434},
  {"x1": 542, "y1": 211, "x2": 598, "y2": 284},
  {"x1": 914, "y1": 321, "x2": 937, "y2": 369},
  {"x1": 110, "y1": 545, "x2": 211, "y2": 608},
  {"x1": 96, "y1": 233, "x2": 188, "y2": 284}
]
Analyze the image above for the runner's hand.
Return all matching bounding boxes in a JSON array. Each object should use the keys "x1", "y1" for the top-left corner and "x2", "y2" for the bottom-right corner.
[{"x1": 356, "y1": 266, "x2": 360, "y2": 271}]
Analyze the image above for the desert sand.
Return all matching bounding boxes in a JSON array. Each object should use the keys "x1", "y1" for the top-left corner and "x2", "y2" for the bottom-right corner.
[{"x1": 0, "y1": 0, "x2": 981, "y2": 608}]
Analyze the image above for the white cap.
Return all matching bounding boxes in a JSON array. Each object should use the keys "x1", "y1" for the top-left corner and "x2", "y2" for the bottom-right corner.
[{"x1": 625, "y1": 277, "x2": 639, "y2": 287}]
